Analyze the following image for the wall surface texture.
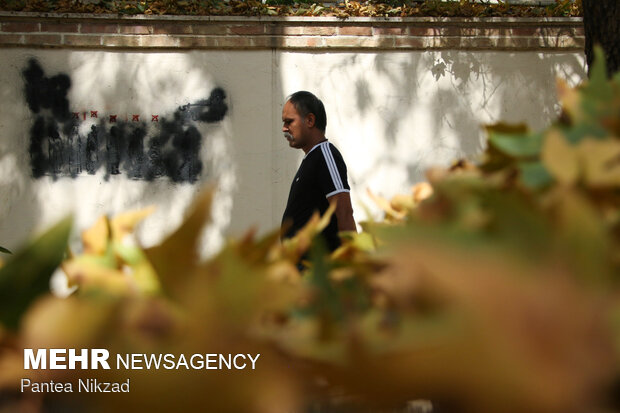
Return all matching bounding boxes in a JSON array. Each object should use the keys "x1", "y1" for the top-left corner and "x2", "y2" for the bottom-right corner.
[{"x1": 0, "y1": 13, "x2": 586, "y2": 255}]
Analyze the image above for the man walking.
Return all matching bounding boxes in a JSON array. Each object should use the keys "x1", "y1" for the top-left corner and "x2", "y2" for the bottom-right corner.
[{"x1": 281, "y1": 91, "x2": 356, "y2": 253}]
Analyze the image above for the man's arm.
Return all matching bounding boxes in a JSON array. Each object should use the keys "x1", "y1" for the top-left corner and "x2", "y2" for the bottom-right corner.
[{"x1": 328, "y1": 192, "x2": 357, "y2": 232}]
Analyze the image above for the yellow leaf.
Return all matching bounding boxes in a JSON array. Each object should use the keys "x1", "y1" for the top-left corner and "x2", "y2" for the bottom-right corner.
[
  {"x1": 21, "y1": 295, "x2": 118, "y2": 349},
  {"x1": 541, "y1": 129, "x2": 579, "y2": 185},
  {"x1": 578, "y1": 138, "x2": 620, "y2": 187},
  {"x1": 412, "y1": 182, "x2": 434, "y2": 204},
  {"x1": 82, "y1": 215, "x2": 110, "y2": 255},
  {"x1": 110, "y1": 206, "x2": 156, "y2": 244},
  {"x1": 62, "y1": 258, "x2": 132, "y2": 295},
  {"x1": 367, "y1": 188, "x2": 406, "y2": 220},
  {"x1": 317, "y1": 200, "x2": 337, "y2": 231},
  {"x1": 556, "y1": 78, "x2": 582, "y2": 122},
  {"x1": 545, "y1": 187, "x2": 611, "y2": 284},
  {"x1": 266, "y1": 260, "x2": 302, "y2": 282},
  {"x1": 145, "y1": 187, "x2": 214, "y2": 300},
  {"x1": 280, "y1": 203, "x2": 336, "y2": 262},
  {"x1": 114, "y1": 243, "x2": 161, "y2": 295},
  {"x1": 390, "y1": 194, "x2": 415, "y2": 213}
]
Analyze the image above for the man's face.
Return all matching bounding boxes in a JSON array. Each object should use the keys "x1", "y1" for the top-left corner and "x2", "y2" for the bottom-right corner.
[{"x1": 282, "y1": 101, "x2": 310, "y2": 150}]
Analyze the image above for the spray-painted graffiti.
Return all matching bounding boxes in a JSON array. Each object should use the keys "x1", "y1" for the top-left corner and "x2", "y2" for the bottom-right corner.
[{"x1": 23, "y1": 59, "x2": 228, "y2": 183}]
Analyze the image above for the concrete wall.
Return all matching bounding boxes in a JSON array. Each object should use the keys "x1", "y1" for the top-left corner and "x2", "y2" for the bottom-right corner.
[{"x1": 0, "y1": 14, "x2": 586, "y2": 255}]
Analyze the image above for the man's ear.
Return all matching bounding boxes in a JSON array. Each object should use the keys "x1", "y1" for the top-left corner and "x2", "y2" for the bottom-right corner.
[{"x1": 305, "y1": 113, "x2": 316, "y2": 128}]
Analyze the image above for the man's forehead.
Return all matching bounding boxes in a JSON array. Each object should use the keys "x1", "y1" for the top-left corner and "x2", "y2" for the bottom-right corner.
[{"x1": 282, "y1": 101, "x2": 299, "y2": 117}]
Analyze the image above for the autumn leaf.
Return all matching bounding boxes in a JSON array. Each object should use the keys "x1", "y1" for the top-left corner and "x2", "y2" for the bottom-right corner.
[{"x1": 0, "y1": 216, "x2": 72, "y2": 330}]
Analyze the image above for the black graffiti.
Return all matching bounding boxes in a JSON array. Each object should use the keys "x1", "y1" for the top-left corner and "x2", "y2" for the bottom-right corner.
[
  {"x1": 23, "y1": 59, "x2": 72, "y2": 122},
  {"x1": 22, "y1": 59, "x2": 228, "y2": 183}
]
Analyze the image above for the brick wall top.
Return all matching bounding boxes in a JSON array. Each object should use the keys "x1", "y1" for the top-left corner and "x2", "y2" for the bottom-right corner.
[{"x1": 0, "y1": 11, "x2": 584, "y2": 51}]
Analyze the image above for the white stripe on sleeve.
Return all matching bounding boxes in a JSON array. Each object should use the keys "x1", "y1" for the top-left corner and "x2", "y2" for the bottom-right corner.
[
  {"x1": 326, "y1": 188, "x2": 350, "y2": 198},
  {"x1": 320, "y1": 142, "x2": 344, "y2": 192}
]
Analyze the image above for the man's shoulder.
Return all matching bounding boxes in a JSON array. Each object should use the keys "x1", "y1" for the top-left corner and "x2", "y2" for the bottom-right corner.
[
  {"x1": 327, "y1": 142, "x2": 344, "y2": 158},
  {"x1": 303, "y1": 141, "x2": 347, "y2": 172},
  {"x1": 307, "y1": 140, "x2": 343, "y2": 158},
  {"x1": 323, "y1": 141, "x2": 346, "y2": 165}
]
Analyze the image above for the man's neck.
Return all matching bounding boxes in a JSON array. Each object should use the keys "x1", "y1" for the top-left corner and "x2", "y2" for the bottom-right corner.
[{"x1": 302, "y1": 134, "x2": 327, "y2": 154}]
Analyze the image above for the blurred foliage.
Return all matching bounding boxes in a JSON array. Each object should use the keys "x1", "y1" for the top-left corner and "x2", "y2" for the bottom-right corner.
[
  {"x1": 0, "y1": 0, "x2": 582, "y2": 17},
  {"x1": 0, "y1": 49, "x2": 619, "y2": 413},
  {"x1": 0, "y1": 217, "x2": 71, "y2": 330}
]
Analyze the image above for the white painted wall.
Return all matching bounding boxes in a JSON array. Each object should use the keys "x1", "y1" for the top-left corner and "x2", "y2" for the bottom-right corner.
[{"x1": 0, "y1": 48, "x2": 585, "y2": 255}]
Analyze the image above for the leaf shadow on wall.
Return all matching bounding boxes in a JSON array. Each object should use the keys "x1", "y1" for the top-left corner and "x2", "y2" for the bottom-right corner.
[
  {"x1": 322, "y1": 48, "x2": 585, "y2": 194},
  {"x1": 0, "y1": 123, "x2": 41, "y2": 251},
  {"x1": 0, "y1": 59, "x2": 42, "y2": 250}
]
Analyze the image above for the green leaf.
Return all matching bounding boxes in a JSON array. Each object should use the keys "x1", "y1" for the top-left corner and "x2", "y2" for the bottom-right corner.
[
  {"x1": 588, "y1": 46, "x2": 609, "y2": 93},
  {"x1": 0, "y1": 246, "x2": 11, "y2": 254},
  {"x1": 518, "y1": 161, "x2": 553, "y2": 190},
  {"x1": 0, "y1": 216, "x2": 72, "y2": 330},
  {"x1": 613, "y1": 68, "x2": 620, "y2": 85},
  {"x1": 561, "y1": 123, "x2": 608, "y2": 144},
  {"x1": 488, "y1": 131, "x2": 543, "y2": 159}
]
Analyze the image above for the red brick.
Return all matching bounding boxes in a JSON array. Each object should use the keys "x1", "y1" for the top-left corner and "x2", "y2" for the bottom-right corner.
[
  {"x1": 63, "y1": 34, "x2": 101, "y2": 47},
  {"x1": 0, "y1": 34, "x2": 23, "y2": 45},
  {"x1": 373, "y1": 27, "x2": 405, "y2": 36},
  {"x1": 1, "y1": 17, "x2": 584, "y2": 52},
  {"x1": 554, "y1": 27, "x2": 579, "y2": 38},
  {"x1": 80, "y1": 23, "x2": 118, "y2": 34},
  {"x1": 323, "y1": 36, "x2": 359, "y2": 48},
  {"x1": 2, "y1": 22, "x2": 39, "y2": 32},
  {"x1": 395, "y1": 37, "x2": 426, "y2": 49},
  {"x1": 23, "y1": 34, "x2": 62, "y2": 46},
  {"x1": 511, "y1": 27, "x2": 544, "y2": 37},
  {"x1": 487, "y1": 37, "x2": 512, "y2": 49},
  {"x1": 412, "y1": 26, "x2": 455, "y2": 36},
  {"x1": 476, "y1": 28, "x2": 505, "y2": 37},
  {"x1": 563, "y1": 36, "x2": 585, "y2": 49},
  {"x1": 228, "y1": 25, "x2": 265, "y2": 35},
  {"x1": 302, "y1": 26, "x2": 336, "y2": 36},
  {"x1": 216, "y1": 36, "x2": 255, "y2": 48},
  {"x1": 280, "y1": 36, "x2": 320, "y2": 48},
  {"x1": 457, "y1": 27, "x2": 477, "y2": 36},
  {"x1": 191, "y1": 24, "x2": 228, "y2": 35},
  {"x1": 449, "y1": 37, "x2": 471, "y2": 48},
  {"x1": 408, "y1": 26, "x2": 435, "y2": 36},
  {"x1": 153, "y1": 24, "x2": 193, "y2": 35},
  {"x1": 249, "y1": 36, "x2": 277, "y2": 48},
  {"x1": 139, "y1": 35, "x2": 182, "y2": 48},
  {"x1": 439, "y1": 26, "x2": 463, "y2": 37},
  {"x1": 337, "y1": 26, "x2": 372, "y2": 36},
  {"x1": 460, "y1": 36, "x2": 494, "y2": 49},
  {"x1": 272, "y1": 26, "x2": 303, "y2": 35},
  {"x1": 177, "y1": 36, "x2": 220, "y2": 48},
  {"x1": 40, "y1": 23, "x2": 79, "y2": 33},
  {"x1": 103, "y1": 35, "x2": 142, "y2": 47},
  {"x1": 119, "y1": 25, "x2": 152, "y2": 35},
  {"x1": 359, "y1": 36, "x2": 396, "y2": 48},
  {"x1": 166, "y1": 36, "x2": 202, "y2": 48}
]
